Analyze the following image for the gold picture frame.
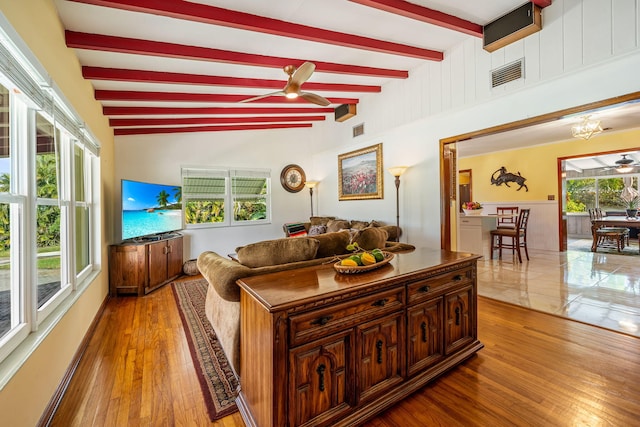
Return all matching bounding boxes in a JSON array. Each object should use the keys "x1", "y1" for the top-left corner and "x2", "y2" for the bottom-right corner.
[{"x1": 338, "y1": 143, "x2": 383, "y2": 200}]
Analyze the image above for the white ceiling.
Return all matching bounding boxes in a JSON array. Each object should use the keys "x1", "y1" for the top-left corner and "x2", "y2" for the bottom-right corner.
[
  {"x1": 53, "y1": 0, "x2": 542, "y2": 135},
  {"x1": 456, "y1": 99, "x2": 640, "y2": 172},
  {"x1": 52, "y1": 0, "x2": 640, "y2": 168}
]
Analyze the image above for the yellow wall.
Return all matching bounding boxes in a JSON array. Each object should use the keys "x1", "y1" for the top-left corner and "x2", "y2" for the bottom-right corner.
[
  {"x1": 459, "y1": 128, "x2": 640, "y2": 203},
  {"x1": 0, "y1": 1, "x2": 114, "y2": 425}
]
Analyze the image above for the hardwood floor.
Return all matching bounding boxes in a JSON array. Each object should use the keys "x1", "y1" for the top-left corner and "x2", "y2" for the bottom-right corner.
[{"x1": 49, "y1": 274, "x2": 640, "y2": 426}]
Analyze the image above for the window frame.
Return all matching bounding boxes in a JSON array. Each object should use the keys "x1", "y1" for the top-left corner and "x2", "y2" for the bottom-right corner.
[
  {"x1": 0, "y1": 18, "x2": 101, "y2": 375},
  {"x1": 182, "y1": 167, "x2": 272, "y2": 228}
]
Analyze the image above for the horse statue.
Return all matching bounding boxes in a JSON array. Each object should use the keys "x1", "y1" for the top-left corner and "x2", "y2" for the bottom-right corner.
[{"x1": 490, "y1": 166, "x2": 528, "y2": 192}]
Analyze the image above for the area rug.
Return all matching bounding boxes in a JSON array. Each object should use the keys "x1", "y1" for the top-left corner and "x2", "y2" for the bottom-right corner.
[
  {"x1": 568, "y1": 237, "x2": 640, "y2": 256},
  {"x1": 171, "y1": 277, "x2": 239, "y2": 421}
]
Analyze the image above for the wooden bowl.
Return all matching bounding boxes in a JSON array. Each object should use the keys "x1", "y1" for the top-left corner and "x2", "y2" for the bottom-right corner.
[{"x1": 333, "y1": 252, "x2": 394, "y2": 274}]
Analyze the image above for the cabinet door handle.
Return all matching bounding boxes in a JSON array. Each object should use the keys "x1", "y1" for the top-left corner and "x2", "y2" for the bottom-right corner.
[
  {"x1": 418, "y1": 285, "x2": 430, "y2": 293},
  {"x1": 372, "y1": 298, "x2": 389, "y2": 307},
  {"x1": 376, "y1": 340, "x2": 383, "y2": 364},
  {"x1": 453, "y1": 274, "x2": 463, "y2": 281},
  {"x1": 455, "y1": 307, "x2": 461, "y2": 325},
  {"x1": 310, "y1": 316, "x2": 333, "y2": 326},
  {"x1": 316, "y1": 364, "x2": 326, "y2": 392},
  {"x1": 421, "y1": 321, "x2": 427, "y2": 342}
]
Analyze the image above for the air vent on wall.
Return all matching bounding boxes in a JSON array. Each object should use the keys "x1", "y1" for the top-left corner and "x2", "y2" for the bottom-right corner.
[
  {"x1": 353, "y1": 123, "x2": 364, "y2": 137},
  {"x1": 491, "y1": 59, "x2": 524, "y2": 88}
]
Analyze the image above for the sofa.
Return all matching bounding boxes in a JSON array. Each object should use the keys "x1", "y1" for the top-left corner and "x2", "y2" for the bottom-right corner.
[
  {"x1": 197, "y1": 221, "x2": 414, "y2": 375},
  {"x1": 283, "y1": 216, "x2": 402, "y2": 241}
]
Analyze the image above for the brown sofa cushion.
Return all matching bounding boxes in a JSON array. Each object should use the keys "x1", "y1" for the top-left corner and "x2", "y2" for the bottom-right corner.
[
  {"x1": 354, "y1": 227, "x2": 389, "y2": 250},
  {"x1": 310, "y1": 216, "x2": 335, "y2": 226},
  {"x1": 326, "y1": 219, "x2": 350, "y2": 233},
  {"x1": 379, "y1": 225, "x2": 400, "y2": 241},
  {"x1": 236, "y1": 237, "x2": 319, "y2": 268},
  {"x1": 350, "y1": 220, "x2": 370, "y2": 230},
  {"x1": 313, "y1": 230, "x2": 352, "y2": 258}
]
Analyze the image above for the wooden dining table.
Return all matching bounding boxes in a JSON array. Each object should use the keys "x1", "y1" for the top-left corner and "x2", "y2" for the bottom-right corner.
[{"x1": 591, "y1": 216, "x2": 640, "y2": 252}]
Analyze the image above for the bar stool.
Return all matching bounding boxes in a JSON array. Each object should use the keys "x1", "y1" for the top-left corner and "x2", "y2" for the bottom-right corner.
[{"x1": 490, "y1": 209, "x2": 530, "y2": 263}]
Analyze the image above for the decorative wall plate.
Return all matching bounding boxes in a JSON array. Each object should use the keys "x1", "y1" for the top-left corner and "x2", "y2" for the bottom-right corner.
[{"x1": 280, "y1": 164, "x2": 306, "y2": 193}]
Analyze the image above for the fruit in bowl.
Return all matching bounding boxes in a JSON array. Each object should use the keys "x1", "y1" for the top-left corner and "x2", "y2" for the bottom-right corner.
[{"x1": 462, "y1": 201, "x2": 483, "y2": 215}]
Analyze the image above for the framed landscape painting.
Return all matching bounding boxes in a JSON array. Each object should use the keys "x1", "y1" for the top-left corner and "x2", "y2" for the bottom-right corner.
[{"x1": 338, "y1": 143, "x2": 383, "y2": 200}]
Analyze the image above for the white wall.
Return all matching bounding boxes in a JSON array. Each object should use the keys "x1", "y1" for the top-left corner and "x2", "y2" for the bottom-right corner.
[
  {"x1": 115, "y1": 127, "x2": 322, "y2": 256},
  {"x1": 114, "y1": 0, "x2": 640, "y2": 256}
]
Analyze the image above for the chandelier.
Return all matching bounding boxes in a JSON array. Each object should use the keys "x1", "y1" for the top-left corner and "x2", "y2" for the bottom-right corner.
[{"x1": 571, "y1": 115, "x2": 603, "y2": 140}]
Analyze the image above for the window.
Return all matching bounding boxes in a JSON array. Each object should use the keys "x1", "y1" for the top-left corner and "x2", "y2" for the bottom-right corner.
[
  {"x1": 567, "y1": 176, "x2": 638, "y2": 212},
  {"x1": 0, "y1": 23, "x2": 100, "y2": 366},
  {"x1": 182, "y1": 167, "x2": 271, "y2": 227}
]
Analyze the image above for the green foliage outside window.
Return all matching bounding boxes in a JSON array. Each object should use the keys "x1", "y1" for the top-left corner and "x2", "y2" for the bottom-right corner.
[
  {"x1": 566, "y1": 177, "x2": 636, "y2": 212},
  {"x1": 0, "y1": 153, "x2": 61, "y2": 251}
]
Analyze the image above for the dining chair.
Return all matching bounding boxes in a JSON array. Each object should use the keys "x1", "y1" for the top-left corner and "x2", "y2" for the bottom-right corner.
[
  {"x1": 588, "y1": 208, "x2": 628, "y2": 251},
  {"x1": 490, "y1": 209, "x2": 530, "y2": 263},
  {"x1": 496, "y1": 206, "x2": 519, "y2": 229}
]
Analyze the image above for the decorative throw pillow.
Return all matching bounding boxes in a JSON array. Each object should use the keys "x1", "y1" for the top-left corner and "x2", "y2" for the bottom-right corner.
[
  {"x1": 350, "y1": 220, "x2": 370, "y2": 230},
  {"x1": 369, "y1": 220, "x2": 383, "y2": 228},
  {"x1": 313, "y1": 230, "x2": 352, "y2": 258},
  {"x1": 379, "y1": 225, "x2": 400, "y2": 241},
  {"x1": 310, "y1": 216, "x2": 335, "y2": 226},
  {"x1": 235, "y1": 237, "x2": 319, "y2": 268},
  {"x1": 326, "y1": 219, "x2": 350, "y2": 233},
  {"x1": 308, "y1": 224, "x2": 327, "y2": 236},
  {"x1": 353, "y1": 227, "x2": 389, "y2": 250}
]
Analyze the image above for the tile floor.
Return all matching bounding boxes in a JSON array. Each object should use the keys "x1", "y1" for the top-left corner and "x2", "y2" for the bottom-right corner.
[{"x1": 477, "y1": 238, "x2": 640, "y2": 337}]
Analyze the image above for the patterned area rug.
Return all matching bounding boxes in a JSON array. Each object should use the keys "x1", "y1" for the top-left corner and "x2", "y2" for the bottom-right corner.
[
  {"x1": 171, "y1": 277, "x2": 239, "y2": 420},
  {"x1": 569, "y1": 237, "x2": 640, "y2": 256}
]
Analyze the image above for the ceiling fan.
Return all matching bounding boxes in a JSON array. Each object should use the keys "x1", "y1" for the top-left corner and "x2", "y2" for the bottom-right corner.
[
  {"x1": 239, "y1": 62, "x2": 331, "y2": 106},
  {"x1": 612, "y1": 154, "x2": 640, "y2": 173}
]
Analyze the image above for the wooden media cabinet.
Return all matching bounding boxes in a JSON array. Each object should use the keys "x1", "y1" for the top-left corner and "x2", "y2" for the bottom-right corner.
[
  {"x1": 236, "y1": 248, "x2": 483, "y2": 427},
  {"x1": 109, "y1": 234, "x2": 183, "y2": 296}
]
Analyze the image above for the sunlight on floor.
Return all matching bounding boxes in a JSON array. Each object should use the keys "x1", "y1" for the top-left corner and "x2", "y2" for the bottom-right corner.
[{"x1": 477, "y1": 241, "x2": 640, "y2": 338}]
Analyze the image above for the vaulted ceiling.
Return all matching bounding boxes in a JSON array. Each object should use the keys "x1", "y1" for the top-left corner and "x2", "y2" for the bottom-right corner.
[{"x1": 54, "y1": 0, "x2": 551, "y2": 136}]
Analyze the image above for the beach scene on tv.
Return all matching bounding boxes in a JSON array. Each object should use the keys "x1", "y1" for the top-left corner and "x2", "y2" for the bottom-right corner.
[{"x1": 122, "y1": 180, "x2": 183, "y2": 240}]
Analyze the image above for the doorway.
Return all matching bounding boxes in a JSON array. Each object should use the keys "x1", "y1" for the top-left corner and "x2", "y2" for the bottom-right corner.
[
  {"x1": 439, "y1": 91, "x2": 640, "y2": 251},
  {"x1": 458, "y1": 169, "x2": 472, "y2": 212}
]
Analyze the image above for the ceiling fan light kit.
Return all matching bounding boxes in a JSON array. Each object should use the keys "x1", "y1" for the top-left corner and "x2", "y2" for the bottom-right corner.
[
  {"x1": 615, "y1": 154, "x2": 637, "y2": 173},
  {"x1": 240, "y1": 62, "x2": 331, "y2": 106}
]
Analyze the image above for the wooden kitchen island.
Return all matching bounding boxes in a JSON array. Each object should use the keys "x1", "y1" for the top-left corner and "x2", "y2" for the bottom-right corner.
[{"x1": 236, "y1": 248, "x2": 483, "y2": 427}]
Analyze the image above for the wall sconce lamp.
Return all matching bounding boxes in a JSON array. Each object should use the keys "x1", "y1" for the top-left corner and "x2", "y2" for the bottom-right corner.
[
  {"x1": 388, "y1": 166, "x2": 409, "y2": 242},
  {"x1": 305, "y1": 181, "x2": 319, "y2": 217}
]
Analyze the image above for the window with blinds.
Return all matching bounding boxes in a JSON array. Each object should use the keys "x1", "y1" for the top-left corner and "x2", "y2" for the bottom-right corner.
[{"x1": 182, "y1": 167, "x2": 270, "y2": 226}]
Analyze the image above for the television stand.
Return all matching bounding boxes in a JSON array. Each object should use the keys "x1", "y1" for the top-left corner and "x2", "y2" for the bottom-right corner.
[{"x1": 109, "y1": 234, "x2": 183, "y2": 296}]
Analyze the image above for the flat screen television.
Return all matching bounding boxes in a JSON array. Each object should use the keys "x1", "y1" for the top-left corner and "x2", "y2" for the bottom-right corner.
[{"x1": 121, "y1": 179, "x2": 183, "y2": 241}]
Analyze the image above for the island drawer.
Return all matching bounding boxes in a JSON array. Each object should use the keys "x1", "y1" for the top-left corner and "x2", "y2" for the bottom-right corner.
[
  {"x1": 407, "y1": 266, "x2": 473, "y2": 305},
  {"x1": 289, "y1": 288, "x2": 404, "y2": 347}
]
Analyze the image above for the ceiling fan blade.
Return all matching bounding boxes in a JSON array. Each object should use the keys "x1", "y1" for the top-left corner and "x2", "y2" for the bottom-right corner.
[
  {"x1": 291, "y1": 62, "x2": 315, "y2": 86},
  {"x1": 239, "y1": 91, "x2": 285, "y2": 103},
  {"x1": 300, "y1": 92, "x2": 331, "y2": 106}
]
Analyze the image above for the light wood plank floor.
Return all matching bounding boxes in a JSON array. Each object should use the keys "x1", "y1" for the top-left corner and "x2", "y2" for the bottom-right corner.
[{"x1": 49, "y1": 268, "x2": 640, "y2": 426}]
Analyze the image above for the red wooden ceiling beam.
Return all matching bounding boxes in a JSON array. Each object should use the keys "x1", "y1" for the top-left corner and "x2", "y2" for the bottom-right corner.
[
  {"x1": 110, "y1": 115, "x2": 326, "y2": 127},
  {"x1": 82, "y1": 66, "x2": 381, "y2": 93},
  {"x1": 114, "y1": 123, "x2": 312, "y2": 136},
  {"x1": 66, "y1": 31, "x2": 407, "y2": 79},
  {"x1": 94, "y1": 90, "x2": 359, "y2": 105},
  {"x1": 69, "y1": 0, "x2": 442, "y2": 60},
  {"x1": 348, "y1": 0, "x2": 483, "y2": 37},
  {"x1": 103, "y1": 106, "x2": 333, "y2": 116}
]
